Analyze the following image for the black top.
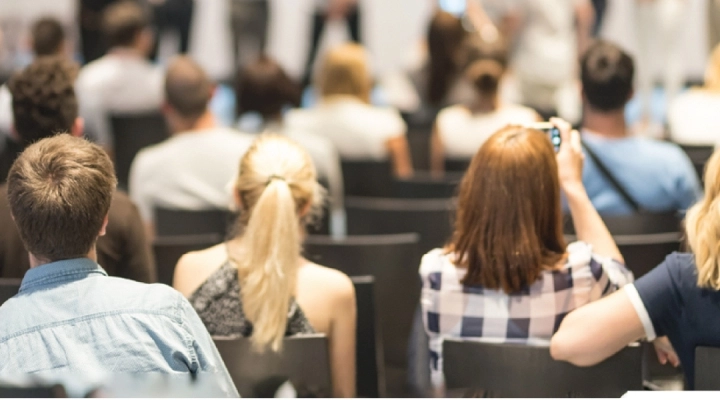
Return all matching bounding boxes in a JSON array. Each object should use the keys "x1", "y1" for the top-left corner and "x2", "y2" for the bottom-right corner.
[{"x1": 189, "y1": 261, "x2": 314, "y2": 338}]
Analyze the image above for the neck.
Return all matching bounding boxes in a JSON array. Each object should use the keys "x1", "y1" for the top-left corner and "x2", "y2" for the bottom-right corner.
[
  {"x1": 173, "y1": 110, "x2": 217, "y2": 134},
  {"x1": 28, "y1": 247, "x2": 97, "y2": 269},
  {"x1": 470, "y1": 92, "x2": 499, "y2": 113},
  {"x1": 109, "y1": 46, "x2": 144, "y2": 58},
  {"x1": 582, "y1": 105, "x2": 628, "y2": 139}
]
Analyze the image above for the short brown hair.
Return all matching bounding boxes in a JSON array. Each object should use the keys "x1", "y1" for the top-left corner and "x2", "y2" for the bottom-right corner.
[
  {"x1": 7, "y1": 135, "x2": 117, "y2": 262},
  {"x1": 31, "y1": 17, "x2": 65, "y2": 56},
  {"x1": 9, "y1": 56, "x2": 79, "y2": 146},
  {"x1": 450, "y1": 126, "x2": 566, "y2": 293},
  {"x1": 165, "y1": 56, "x2": 213, "y2": 120},
  {"x1": 103, "y1": 0, "x2": 149, "y2": 48},
  {"x1": 317, "y1": 44, "x2": 371, "y2": 103},
  {"x1": 236, "y1": 55, "x2": 301, "y2": 119}
]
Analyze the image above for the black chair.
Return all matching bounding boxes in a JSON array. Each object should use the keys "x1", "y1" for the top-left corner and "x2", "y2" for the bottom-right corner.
[
  {"x1": 443, "y1": 340, "x2": 643, "y2": 397},
  {"x1": 351, "y1": 276, "x2": 386, "y2": 398},
  {"x1": 345, "y1": 196, "x2": 455, "y2": 256},
  {"x1": 213, "y1": 334, "x2": 332, "y2": 398},
  {"x1": 304, "y1": 233, "x2": 421, "y2": 396},
  {"x1": 110, "y1": 112, "x2": 169, "y2": 190},
  {"x1": 564, "y1": 212, "x2": 682, "y2": 236},
  {"x1": 341, "y1": 160, "x2": 394, "y2": 197},
  {"x1": 154, "y1": 207, "x2": 235, "y2": 238},
  {"x1": 153, "y1": 233, "x2": 224, "y2": 285},
  {"x1": 679, "y1": 144, "x2": 714, "y2": 183},
  {"x1": 615, "y1": 232, "x2": 683, "y2": 278},
  {"x1": 391, "y1": 172, "x2": 463, "y2": 199},
  {"x1": 0, "y1": 278, "x2": 21, "y2": 306},
  {"x1": 0, "y1": 383, "x2": 68, "y2": 398},
  {"x1": 444, "y1": 159, "x2": 471, "y2": 173},
  {"x1": 695, "y1": 346, "x2": 720, "y2": 390}
]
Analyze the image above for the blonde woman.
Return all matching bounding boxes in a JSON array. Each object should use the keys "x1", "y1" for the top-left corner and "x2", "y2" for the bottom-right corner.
[
  {"x1": 549, "y1": 150, "x2": 720, "y2": 389},
  {"x1": 285, "y1": 43, "x2": 413, "y2": 177},
  {"x1": 173, "y1": 135, "x2": 357, "y2": 397}
]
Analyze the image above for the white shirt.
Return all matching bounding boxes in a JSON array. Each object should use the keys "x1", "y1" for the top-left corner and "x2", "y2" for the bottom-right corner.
[
  {"x1": 128, "y1": 127, "x2": 255, "y2": 222},
  {"x1": 284, "y1": 97, "x2": 407, "y2": 160},
  {"x1": 0, "y1": 84, "x2": 11, "y2": 137},
  {"x1": 76, "y1": 50, "x2": 164, "y2": 148},
  {"x1": 668, "y1": 89, "x2": 720, "y2": 146},
  {"x1": 436, "y1": 104, "x2": 538, "y2": 158}
]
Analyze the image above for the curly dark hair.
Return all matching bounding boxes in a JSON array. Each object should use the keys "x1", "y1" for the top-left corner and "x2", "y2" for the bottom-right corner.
[{"x1": 8, "y1": 56, "x2": 79, "y2": 146}]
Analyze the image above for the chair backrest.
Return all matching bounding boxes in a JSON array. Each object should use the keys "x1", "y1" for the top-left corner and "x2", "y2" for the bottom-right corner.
[
  {"x1": 153, "y1": 233, "x2": 224, "y2": 285},
  {"x1": 391, "y1": 172, "x2": 463, "y2": 199},
  {"x1": 110, "y1": 112, "x2": 169, "y2": 189},
  {"x1": 0, "y1": 383, "x2": 67, "y2": 398},
  {"x1": 0, "y1": 278, "x2": 21, "y2": 306},
  {"x1": 615, "y1": 232, "x2": 682, "y2": 278},
  {"x1": 154, "y1": 208, "x2": 235, "y2": 238},
  {"x1": 444, "y1": 159, "x2": 471, "y2": 173},
  {"x1": 345, "y1": 196, "x2": 455, "y2": 255},
  {"x1": 351, "y1": 276, "x2": 386, "y2": 398},
  {"x1": 304, "y1": 234, "x2": 421, "y2": 382},
  {"x1": 695, "y1": 346, "x2": 720, "y2": 390},
  {"x1": 213, "y1": 334, "x2": 332, "y2": 398},
  {"x1": 341, "y1": 160, "x2": 394, "y2": 197},
  {"x1": 564, "y1": 212, "x2": 682, "y2": 236},
  {"x1": 443, "y1": 340, "x2": 643, "y2": 397},
  {"x1": 679, "y1": 144, "x2": 714, "y2": 182}
]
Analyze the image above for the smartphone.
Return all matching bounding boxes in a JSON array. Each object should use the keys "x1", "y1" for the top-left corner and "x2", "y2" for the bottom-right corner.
[{"x1": 528, "y1": 122, "x2": 562, "y2": 152}]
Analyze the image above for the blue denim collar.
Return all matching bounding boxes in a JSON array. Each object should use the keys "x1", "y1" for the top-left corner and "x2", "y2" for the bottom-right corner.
[{"x1": 20, "y1": 258, "x2": 108, "y2": 293}]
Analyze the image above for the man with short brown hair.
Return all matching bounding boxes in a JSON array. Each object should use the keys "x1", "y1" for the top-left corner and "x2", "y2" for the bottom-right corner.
[{"x1": 0, "y1": 135, "x2": 236, "y2": 395}]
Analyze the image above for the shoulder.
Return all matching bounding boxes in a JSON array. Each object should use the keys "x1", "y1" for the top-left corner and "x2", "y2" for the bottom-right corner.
[
  {"x1": 656, "y1": 252, "x2": 697, "y2": 285},
  {"x1": 436, "y1": 105, "x2": 469, "y2": 125},
  {"x1": 174, "y1": 243, "x2": 227, "y2": 297},
  {"x1": 504, "y1": 104, "x2": 540, "y2": 121},
  {"x1": 419, "y1": 248, "x2": 450, "y2": 277},
  {"x1": 103, "y1": 276, "x2": 186, "y2": 313},
  {"x1": 301, "y1": 262, "x2": 355, "y2": 300}
]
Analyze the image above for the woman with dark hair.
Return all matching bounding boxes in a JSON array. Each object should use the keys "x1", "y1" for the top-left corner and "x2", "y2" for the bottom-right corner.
[
  {"x1": 420, "y1": 118, "x2": 633, "y2": 390},
  {"x1": 426, "y1": 10, "x2": 468, "y2": 106},
  {"x1": 430, "y1": 36, "x2": 539, "y2": 174}
]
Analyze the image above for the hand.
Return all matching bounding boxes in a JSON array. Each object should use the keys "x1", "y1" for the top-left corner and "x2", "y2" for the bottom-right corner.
[
  {"x1": 653, "y1": 336, "x2": 680, "y2": 367},
  {"x1": 552, "y1": 117, "x2": 585, "y2": 195}
]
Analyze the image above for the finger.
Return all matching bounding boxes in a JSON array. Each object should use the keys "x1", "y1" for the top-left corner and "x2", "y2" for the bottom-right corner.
[
  {"x1": 570, "y1": 130, "x2": 582, "y2": 153},
  {"x1": 669, "y1": 353, "x2": 680, "y2": 368}
]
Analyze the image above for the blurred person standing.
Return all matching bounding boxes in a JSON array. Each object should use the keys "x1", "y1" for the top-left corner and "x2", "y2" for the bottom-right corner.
[
  {"x1": 148, "y1": 0, "x2": 194, "y2": 60},
  {"x1": 229, "y1": 0, "x2": 269, "y2": 68},
  {"x1": 79, "y1": 0, "x2": 120, "y2": 63}
]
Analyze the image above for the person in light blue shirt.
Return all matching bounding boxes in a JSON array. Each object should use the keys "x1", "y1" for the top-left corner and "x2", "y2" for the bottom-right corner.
[
  {"x1": 579, "y1": 40, "x2": 701, "y2": 215},
  {"x1": 0, "y1": 135, "x2": 237, "y2": 397}
]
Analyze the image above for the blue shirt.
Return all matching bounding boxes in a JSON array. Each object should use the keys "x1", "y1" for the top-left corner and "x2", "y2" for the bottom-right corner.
[
  {"x1": 0, "y1": 258, "x2": 238, "y2": 397},
  {"x1": 581, "y1": 131, "x2": 702, "y2": 215},
  {"x1": 630, "y1": 253, "x2": 720, "y2": 389}
]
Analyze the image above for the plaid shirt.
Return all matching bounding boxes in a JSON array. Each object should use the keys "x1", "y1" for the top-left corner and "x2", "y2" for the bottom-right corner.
[{"x1": 420, "y1": 241, "x2": 633, "y2": 385}]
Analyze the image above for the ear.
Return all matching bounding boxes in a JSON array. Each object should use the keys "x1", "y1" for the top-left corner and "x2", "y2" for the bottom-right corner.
[
  {"x1": 161, "y1": 102, "x2": 173, "y2": 115},
  {"x1": 98, "y1": 214, "x2": 109, "y2": 237},
  {"x1": 9, "y1": 125, "x2": 20, "y2": 143},
  {"x1": 233, "y1": 189, "x2": 243, "y2": 210},
  {"x1": 71, "y1": 117, "x2": 84, "y2": 137},
  {"x1": 299, "y1": 199, "x2": 312, "y2": 218},
  {"x1": 626, "y1": 88, "x2": 634, "y2": 103}
]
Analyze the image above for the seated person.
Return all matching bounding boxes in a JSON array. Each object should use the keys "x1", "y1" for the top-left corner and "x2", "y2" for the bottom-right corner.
[
  {"x1": 129, "y1": 56, "x2": 255, "y2": 238},
  {"x1": 285, "y1": 43, "x2": 413, "y2": 177},
  {"x1": 550, "y1": 149, "x2": 720, "y2": 389},
  {"x1": 173, "y1": 135, "x2": 356, "y2": 397},
  {"x1": 579, "y1": 40, "x2": 701, "y2": 214},
  {"x1": 0, "y1": 56, "x2": 154, "y2": 283},
  {"x1": 0, "y1": 135, "x2": 236, "y2": 396},
  {"x1": 430, "y1": 36, "x2": 538, "y2": 174},
  {"x1": 668, "y1": 43, "x2": 720, "y2": 146},
  {"x1": 420, "y1": 119, "x2": 633, "y2": 390},
  {"x1": 236, "y1": 55, "x2": 345, "y2": 236},
  {"x1": 76, "y1": 0, "x2": 164, "y2": 148}
]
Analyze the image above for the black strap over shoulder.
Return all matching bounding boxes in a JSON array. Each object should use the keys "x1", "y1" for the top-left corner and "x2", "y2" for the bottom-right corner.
[{"x1": 581, "y1": 139, "x2": 647, "y2": 213}]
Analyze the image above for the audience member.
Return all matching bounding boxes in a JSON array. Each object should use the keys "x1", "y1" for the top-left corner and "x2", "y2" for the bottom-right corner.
[
  {"x1": 173, "y1": 134, "x2": 356, "y2": 397},
  {"x1": 286, "y1": 44, "x2": 413, "y2": 177},
  {"x1": 668, "y1": 43, "x2": 720, "y2": 146},
  {"x1": 579, "y1": 40, "x2": 701, "y2": 215},
  {"x1": 75, "y1": 0, "x2": 163, "y2": 148},
  {"x1": 0, "y1": 134, "x2": 236, "y2": 396},
  {"x1": 0, "y1": 17, "x2": 67, "y2": 137},
  {"x1": 430, "y1": 36, "x2": 539, "y2": 173},
  {"x1": 149, "y1": 0, "x2": 194, "y2": 60},
  {"x1": 550, "y1": 148, "x2": 720, "y2": 389},
  {"x1": 236, "y1": 55, "x2": 345, "y2": 235},
  {"x1": 230, "y1": 0, "x2": 269, "y2": 68},
  {"x1": 79, "y1": 0, "x2": 120, "y2": 63},
  {"x1": 129, "y1": 56, "x2": 254, "y2": 237},
  {"x1": 420, "y1": 119, "x2": 632, "y2": 389},
  {"x1": 0, "y1": 57, "x2": 155, "y2": 283}
]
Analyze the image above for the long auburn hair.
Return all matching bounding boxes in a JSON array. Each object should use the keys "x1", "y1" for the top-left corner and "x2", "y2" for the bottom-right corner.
[{"x1": 449, "y1": 126, "x2": 566, "y2": 293}]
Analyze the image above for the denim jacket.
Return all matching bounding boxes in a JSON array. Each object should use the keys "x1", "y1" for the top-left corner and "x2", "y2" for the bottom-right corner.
[{"x1": 0, "y1": 258, "x2": 238, "y2": 397}]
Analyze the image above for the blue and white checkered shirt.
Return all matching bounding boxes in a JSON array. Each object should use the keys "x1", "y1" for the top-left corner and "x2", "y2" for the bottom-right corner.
[{"x1": 420, "y1": 241, "x2": 633, "y2": 386}]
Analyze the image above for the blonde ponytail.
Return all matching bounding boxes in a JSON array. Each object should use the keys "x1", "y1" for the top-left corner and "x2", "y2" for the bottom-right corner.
[
  {"x1": 686, "y1": 150, "x2": 720, "y2": 290},
  {"x1": 231, "y1": 135, "x2": 321, "y2": 352}
]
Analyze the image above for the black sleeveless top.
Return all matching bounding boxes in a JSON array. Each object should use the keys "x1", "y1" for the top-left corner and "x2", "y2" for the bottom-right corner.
[{"x1": 189, "y1": 261, "x2": 314, "y2": 337}]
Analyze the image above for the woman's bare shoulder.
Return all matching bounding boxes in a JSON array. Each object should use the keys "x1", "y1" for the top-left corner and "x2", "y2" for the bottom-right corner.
[
  {"x1": 173, "y1": 243, "x2": 227, "y2": 297},
  {"x1": 300, "y1": 262, "x2": 355, "y2": 298}
]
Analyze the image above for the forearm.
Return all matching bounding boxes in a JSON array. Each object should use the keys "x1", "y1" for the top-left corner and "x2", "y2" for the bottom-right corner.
[
  {"x1": 429, "y1": 128, "x2": 445, "y2": 177},
  {"x1": 565, "y1": 183, "x2": 623, "y2": 262}
]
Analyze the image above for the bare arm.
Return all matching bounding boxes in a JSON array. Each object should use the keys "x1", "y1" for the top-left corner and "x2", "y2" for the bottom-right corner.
[
  {"x1": 430, "y1": 123, "x2": 445, "y2": 177},
  {"x1": 551, "y1": 289, "x2": 645, "y2": 366},
  {"x1": 386, "y1": 135, "x2": 414, "y2": 178},
  {"x1": 329, "y1": 277, "x2": 357, "y2": 397}
]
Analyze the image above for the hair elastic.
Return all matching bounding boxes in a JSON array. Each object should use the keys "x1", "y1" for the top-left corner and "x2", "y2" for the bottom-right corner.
[{"x1": 266, "y1": 174, "x2": 286, "y2": 186}]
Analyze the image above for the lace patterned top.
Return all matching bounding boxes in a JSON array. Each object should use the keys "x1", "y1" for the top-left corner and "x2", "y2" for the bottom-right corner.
[{"x1": 189, "y1": 261, "x2": 315, "y2": 337}]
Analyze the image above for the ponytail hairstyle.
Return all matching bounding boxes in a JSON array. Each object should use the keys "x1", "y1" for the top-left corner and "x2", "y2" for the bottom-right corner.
[
  {"x1": 686, "y1": 150, "x2": 720, "y2": 290},
  {"x1": 231, "y1": 134, "x2": 324, "y2": 351},
  {"x1": 460, "y1": 35, "x2": 508, "y2": 102}
]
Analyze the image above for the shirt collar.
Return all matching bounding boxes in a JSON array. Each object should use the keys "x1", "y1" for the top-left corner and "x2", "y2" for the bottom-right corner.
[{"x1": 20, "y1": 258, "x2": 108, "y2": 293}]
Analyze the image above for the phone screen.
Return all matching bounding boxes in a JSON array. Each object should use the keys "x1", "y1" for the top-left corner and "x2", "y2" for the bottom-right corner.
[{"x1": 548, "y1": 127, "x2": 561, "y2": 153}]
